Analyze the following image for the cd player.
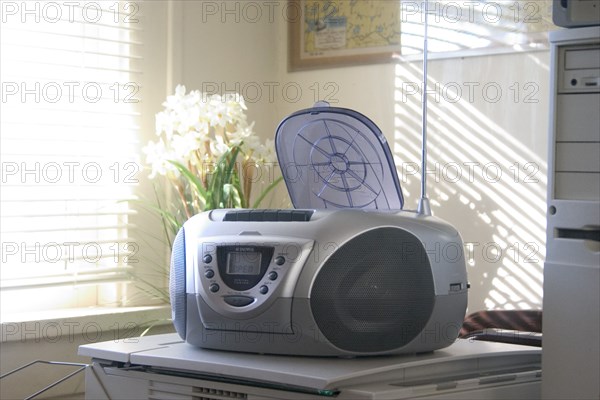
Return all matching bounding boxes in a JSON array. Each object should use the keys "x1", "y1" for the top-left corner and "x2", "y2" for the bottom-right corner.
[
  {"x1": 170, "y1": 208, "x2": 468, "y2": 356},
  {"x1": 169, "y1": 102, "x2": 468, "y2": 356}
]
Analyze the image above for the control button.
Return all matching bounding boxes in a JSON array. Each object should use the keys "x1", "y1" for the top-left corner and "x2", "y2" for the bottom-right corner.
[
  {"x1": 291, "y1": 210, "x2": 313, "y2": 221},
  {"x1": 275, "y1": 256, "x2": 285, "y2": 266},
  {"x1": 249, "y1": 210, "x2": 264, "y2": 221},
  {"x1": 263, "y1": 210, "x2": 278, "y2": 221},
  {"x1": 223, "y1": 211, "x2": 238, "y2": 221},
  {"x1": 268, "y1": 271, "x2": 278, "y2": 281},
  {"x1": 450, "y1": 283, "x2": 462, "y2": 292},
  {"x1": 224, "y1": 296, "x2": 255, "y2": 307},
  {"x1": 277, "y1": 210, "x2": 292, "y2": 221},
  {"x1": 209, "y1": 283, "x2": 220, "y2": 293},
  {"x1": 203, "y1": 254, "x2": 213, "y2": 264},
  {"x1": 259, "y1": 285, "x2": 269, "y2": 295},
  {"x1": 204, "y1": 269, "x2": 215, "y2": 279},
  {"x1": 236, "y1": 211, "x2": 250, "y2": 221}
]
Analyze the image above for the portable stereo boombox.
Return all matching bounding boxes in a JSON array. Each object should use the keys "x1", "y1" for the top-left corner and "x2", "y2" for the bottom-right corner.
[{"x1": 170, "y1": 103, "x2": 468, "y2": 356}]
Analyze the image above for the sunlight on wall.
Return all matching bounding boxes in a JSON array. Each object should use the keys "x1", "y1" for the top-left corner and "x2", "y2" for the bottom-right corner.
[
  {"x1": 399, "y1": 0, "x2": 553, "y2": 57},
  {"x1": 393, "y1": 54, "x2": 548, "y2": 312}
]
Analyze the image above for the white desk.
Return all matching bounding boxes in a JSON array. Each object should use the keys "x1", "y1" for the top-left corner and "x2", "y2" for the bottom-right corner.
[{"x1": 79, "y1": 333, "x2": 541, "y2": 400}]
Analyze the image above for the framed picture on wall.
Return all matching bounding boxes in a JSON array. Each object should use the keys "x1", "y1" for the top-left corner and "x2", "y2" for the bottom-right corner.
[
  {"x1": 288, "y1": 1, "x2": 555, "y2": 71},
  {"x1": 288, "y1": 0, "x2": 402, "y2": 71}
]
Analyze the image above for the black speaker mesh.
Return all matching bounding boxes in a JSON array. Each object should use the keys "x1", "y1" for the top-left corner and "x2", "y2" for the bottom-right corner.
[
  {"x1": 310, "y1": 227, "x2": 435, "y2": 352},
  {"x1": 170, "y1": 227, "x2": 187, "y2": 339}
]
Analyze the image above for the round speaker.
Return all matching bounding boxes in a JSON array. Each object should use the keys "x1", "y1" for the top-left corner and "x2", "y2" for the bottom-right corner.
[
  {"x1": 310, "y1": 227, "x2": 435, "y2": 353},
  {"x1": 170, "y1": 227, "x2": 187, "y2": 339}
]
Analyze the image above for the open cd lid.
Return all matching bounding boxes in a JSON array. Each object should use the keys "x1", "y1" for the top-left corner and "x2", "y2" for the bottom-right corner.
[{"x1": 275, "y1": 102, "x2": 404, "y2": 210}]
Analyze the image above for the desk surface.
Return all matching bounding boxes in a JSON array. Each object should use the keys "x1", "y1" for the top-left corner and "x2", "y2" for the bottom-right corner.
[{"x1": 80, "y1": 333, "x2": 541, "y2": 391}]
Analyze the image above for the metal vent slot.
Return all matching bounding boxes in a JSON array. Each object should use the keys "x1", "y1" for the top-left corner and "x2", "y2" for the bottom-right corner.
[
  {"x1": 223, "y1": 209, "x2": 313, "y2": 222},
  {"x1": 148, "y1": 380, "x2": 248, "y2": 400},
  {"x1": 193, "y1": 386, "x2": 248, "y2": 399}
]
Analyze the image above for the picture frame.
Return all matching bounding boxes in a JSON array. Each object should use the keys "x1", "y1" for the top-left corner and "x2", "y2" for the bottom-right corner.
[
  {"x1": 288, "y1": 0, "x2": 402, "y2": 71},
  {"x1": 288, "y1": 1, "x2": 554, "y2": 70}
]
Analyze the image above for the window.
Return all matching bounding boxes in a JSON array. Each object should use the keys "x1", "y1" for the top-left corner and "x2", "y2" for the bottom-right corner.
[
  {"x1": 399, "y1": 0, "x2": 553, "y2": 59},
  {"x1": 0, "y1": 0, "x2": 165, "y2": 315}
]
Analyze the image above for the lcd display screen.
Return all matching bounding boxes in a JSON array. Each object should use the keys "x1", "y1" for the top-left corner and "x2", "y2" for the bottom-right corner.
[{"x1": 226, "y1": 251, "x2": 262, "y2": 275}]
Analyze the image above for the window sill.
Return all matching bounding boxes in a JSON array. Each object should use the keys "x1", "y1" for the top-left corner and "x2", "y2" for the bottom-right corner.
[{"x1": 1, "y1": 305, "x2": 172, "y2": 343}]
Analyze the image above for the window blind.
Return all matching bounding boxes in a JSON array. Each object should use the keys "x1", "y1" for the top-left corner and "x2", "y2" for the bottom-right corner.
[
  {"x1": 0, "y1": 1, "x2": 144, "y2": 306},
  {"x1": 399, "y1": 0, "x2": 552, "y2": 58}
]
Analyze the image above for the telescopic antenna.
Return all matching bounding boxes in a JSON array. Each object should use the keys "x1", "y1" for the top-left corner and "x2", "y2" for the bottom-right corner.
[{"x1": 417, "y1": 1, "x2": 432, "y2": 216}]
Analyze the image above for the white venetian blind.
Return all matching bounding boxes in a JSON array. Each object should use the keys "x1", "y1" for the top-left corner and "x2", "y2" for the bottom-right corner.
[{"x1": 0, "y1": 0, "x2": 144, "y2": 312}]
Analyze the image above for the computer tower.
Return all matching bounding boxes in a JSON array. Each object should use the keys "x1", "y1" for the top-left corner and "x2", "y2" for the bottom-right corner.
[{"x1": 542, "y1": 26, "x2": 600, "y2": 400}]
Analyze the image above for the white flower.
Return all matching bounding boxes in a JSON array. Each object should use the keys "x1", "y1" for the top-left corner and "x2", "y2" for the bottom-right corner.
[
  {"x1": 145, "y1": 86, "x2": 279, "y2": 191},
  {"x1": 207, "y1": 95, "x2": 229, "y2": 128},
  {"x1": 226, "y1": 121, "x2": 254, "y2": 147},
  {"x1": 250, "y1": 138, "x2": 277, "y2": 164},
  {"x1": 222, "y1": 93, "x2": 248, "y2": 124},
  {"x1": 163, "y1": 85, "x2": 187, "y2": 111},
  {"x1": 155, "y1": 111, "x2": 175, "y2": 140},
  {"x1": 209, "y1": 135, "x2": 229, "y2": 159},
  {"x1": 171, "y1": 132, "x2": 201, "y2": 161},
  {"x1": 143, "y1": 139, "x2": 178, "y2": 178},
  {"x1": 175, "y1": 104, "x2": 201, "y2": 135}
]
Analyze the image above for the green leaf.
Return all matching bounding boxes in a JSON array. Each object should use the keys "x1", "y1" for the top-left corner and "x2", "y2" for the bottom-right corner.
[
  {"x1": 231, "y1": 170, "x2": 246, "y2": 208},
  {"x1": 139, "y1": 318, "x2": 172, "y2": 337},
  {"x1": 207, "y1": 155, "x2": 224, "y2": 208},
  {"x1": 251, "y1": 175, "x2": 284, "y2": 209},
  {"x1": 168, "y1": 160, "x2": 208, "y2": 204},
  {"x1": 223, "y1": 183, "x2": 242, "y2": 208},
  {"x1": 207, "y1": 146, "x2": 242, "y2": 209},
  {"x1": 152, "y1": 184, "x2": 180, "y2": 249},
  {"x1": 223, "y1": 146, "x2": 241, "y2": 185},
  {"x1": 126, "y1": 199, "x2": 181, "y2": 235}
]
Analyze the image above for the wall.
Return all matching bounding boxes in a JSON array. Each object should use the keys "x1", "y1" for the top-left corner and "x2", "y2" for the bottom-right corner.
[
  {"x1": 179, "y1": 3, "x2": 550, "y2": 313},
  {"x1": 177, "y1": 1, "x2": 282, "y2": 141},
  {"x1": 394, "y1": 53, "x2": 549, "y2": 312}
]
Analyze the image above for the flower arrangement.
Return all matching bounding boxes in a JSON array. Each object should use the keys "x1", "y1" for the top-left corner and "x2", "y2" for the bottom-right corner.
[
  {"x1": 131, "y1": 85, "x2": 282, "y2": 310},
  {"x1": 142, "y1": 85, "x2": 283, "y2": 241}
]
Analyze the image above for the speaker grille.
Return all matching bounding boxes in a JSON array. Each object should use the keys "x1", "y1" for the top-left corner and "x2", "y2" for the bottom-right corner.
[
  {"x1": 310, "y1": 227, "x2": 435, "y2": 352},
  {"x1": 170, "y1": 227, "x2": 187, "y2": 339}
]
